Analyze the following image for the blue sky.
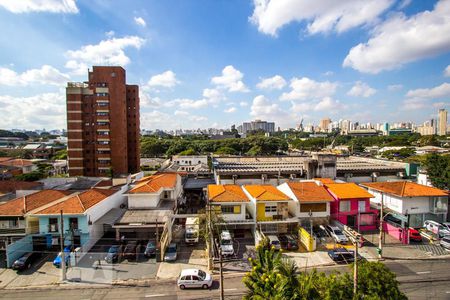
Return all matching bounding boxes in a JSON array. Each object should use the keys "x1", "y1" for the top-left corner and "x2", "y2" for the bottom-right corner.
[{"x1": 0, "y1": 0, "x2": 449, "y2": 131}]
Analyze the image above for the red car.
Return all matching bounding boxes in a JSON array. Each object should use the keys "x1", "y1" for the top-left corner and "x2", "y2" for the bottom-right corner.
[{"x1": 409, "y1": 228, "x2": 422, "y2": 242}]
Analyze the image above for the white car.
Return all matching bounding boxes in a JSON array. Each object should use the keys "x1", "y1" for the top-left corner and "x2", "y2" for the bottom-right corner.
[
  {"x1": 220, "y1": 231, "x2": 234, "y2": 256},
  {"x1": 424, "y1": 220, "x2": 450, "y2": 238},
  {"x1": 327, "y1": 225, "x2": 349, "y2": 244},
  {"x1": 177, "y1": 269, "x2": 213, "y2": 289},
  {"x1": 267, "y1": 235, "x2": 281, "y2": 250}
]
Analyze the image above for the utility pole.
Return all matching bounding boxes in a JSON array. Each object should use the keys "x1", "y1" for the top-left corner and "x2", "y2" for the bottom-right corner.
[
  {"x1": 353, "y1": 236, "x2": 358, "y2": 297},
  {"x1": 219, "y1": 247, "x2": 224, "y2": 300},
  {"x1": 378, "y1": 193, "x2": 384, "y2": 259},
  {"x1": 59, "y1": 210, "x2": 66, "y2": 281}
]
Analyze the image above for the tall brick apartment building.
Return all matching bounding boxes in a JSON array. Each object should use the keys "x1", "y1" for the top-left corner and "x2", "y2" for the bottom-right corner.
[{"x1": 66, "y1": 66, "x2": 140, "y2": 177}]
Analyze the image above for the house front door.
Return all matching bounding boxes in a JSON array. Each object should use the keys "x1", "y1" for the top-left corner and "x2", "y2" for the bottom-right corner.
[{"x1": 347, "y1": 215, "x2": 356, "y2": 228}]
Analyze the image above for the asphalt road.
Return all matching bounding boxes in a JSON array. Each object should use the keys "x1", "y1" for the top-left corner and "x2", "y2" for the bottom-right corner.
[{"x1": 1, "y1": 259, "x2": 450, "y2": 299}]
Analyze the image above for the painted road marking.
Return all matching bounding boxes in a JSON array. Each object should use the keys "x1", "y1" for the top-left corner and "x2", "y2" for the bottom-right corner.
[
  {"x1": 145, "y1": 294, "x2": 168, "y2": 298},
  {"x1": 224, "y1": 288, "x2": 237, "y2": 291},
  {"x1": 416, "y1": 271, "x2": 431, "y2": 274}
]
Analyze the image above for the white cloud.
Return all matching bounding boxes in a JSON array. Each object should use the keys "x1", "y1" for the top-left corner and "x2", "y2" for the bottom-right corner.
[
  {"x1": 140, "y1": 91, "x2": 161, "y2": 108},
  {"x1": 388, "y1": 84, "x2": 403, "y2": 91},
  {"x1": 174, "y1": 110, "x2": 189, "y2": 116},
  {"x1": 140, "y1": 110, "x2": 173, "y2": 129},
  {"x1": 0, "y1": 65, "x2": 69, "y2": 86},
  {"x1": 239, "y1": 101, "x2": 249, "y2": 107},
  {"x1": 280, "y1": 77, "x2": 337, "y2": 101},
  {"x1": 314, "y1": 97, "x2": 345, "y2": 111},
  {"x1": 250, "y1": 95, "x2": 293, "y2": 128},
  {"x1": 167, "y1": 98, "x2": 209, "y2": 109},
  {"x1": 347, "y1": 81, "x2": 376, "y2": 97},
  {"x1": 323, "y1": 71, "x2": 334, "y2": 76},
  {"x1": 224, "y1": 107, "x2": 236, "y2": 113},
  {"x1": 147, "y1": 70, "x2": 180, "y2": 88},
  {"x1": 189, "y1": 115, "x2": 208, "y2": 122},
  {"x1": 65, "y1": 36, "x2": 145, "y2": 75},
  {"x1": 250, "y1": 0, "x2": 393, "y2": 36},
  {"x1": 402, "y1": 82, "x2": 450, "y2": 110},
  {"x1": 202, "y1": 88, "x2": 224, "y2": 104},
  {"x1": 0, "y1": 92, "x2": 66, "y2": 129},
  {"x1": 398, "y1": 0, "x2": 412, "y2": 10},
  {"x1": 0, "y1": 0, "x2": 78, "y2": 13},
  {"x1": 105, "y1": 30, "x2": 115, "y2": 38},
  {"x1": 256, "y1": 75, "x2": 286, "y2": 90},
  {"x1": 444, "y1": 65, "x2": 450, "y2": 77},
  {"x1": 211, "y1": 65, "x2": 249, "y2": 92},
  {"x1": 406, "y1": 82, "x2": 450, "y2": 99},
  {"x1": 344, "y1": 1, "x2": 450, "y2": 73},
  {"x1": 134, "y1": 16, "x2": 146, "y2": 27}
]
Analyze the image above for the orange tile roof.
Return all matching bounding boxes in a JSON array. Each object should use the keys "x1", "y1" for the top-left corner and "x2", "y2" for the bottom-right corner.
[
  {"x1": 314, "y1": 178, "x2": 336, "y2": 184},
  {"x1": 129, "y1": 173, "x2": 178, "y2": 194},
  {"x1": 0, "y1": 159, "x2": 34, "y2": 167},
  {"x1": 361, "y1": 181, "x2": 448, "y2": 197},
  {"x1": 287, "y1": 182, "x2": 335, "y2": 203},
  {"x1": 207, "y1": 185, "x2": 250, "y2": 202},
  {"x1": 0, "y1": 190, "x2": 72, "y2": 216},
  {"x1": 35, "y1": 188, "x2": 119, "y2": 215},
  {"x1": 0, "y1": 180, "x2": 43, "y2": 193},
  {"x1": 244, "y1": 185, "x2": 291, "y2": 201},
  {"x1": 325, "y1": 183, "x2": 374, "y2": 200}
]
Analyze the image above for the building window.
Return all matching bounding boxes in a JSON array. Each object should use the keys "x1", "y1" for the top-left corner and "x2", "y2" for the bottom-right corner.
[
  {"x1": 430, "y1": 197, "x2": 448, "y2": 214},
  {"x1": 339, "y1": 201, "x2": 351, "y2": 212},
  {"x1": 300, "y1": 203, "x2": 327, "y2": 213},
  {"x1": 95, "y1": 93, "x2": 108, "y2": 97},
  {"x1": 69, "y1": 218, "x2": 78, "y2": 230},
  {"x1": 221, "y1": 205, "x2": 235, "y2": 214},
  {"x1": 96, "y1": 112, "x2": 109, "y2": 116},
  {"x1": 49, "y1": 218, "x2": 58, "y2": 232},
  {"x1": 265, "y1": 205, "x2": 277, "y2": 213},
  {"x1": 97, "y1": 122, "x2": 108, "y2": 126},
  {"x1": 358, "y1": 201, "x2": 366, "y2": 212},
  {"x1": 8, "y1": 219, "x2": 18, "y2": 228},
  {"x1": 98, "y1": 141, "x2": 110, "y2": 145}
]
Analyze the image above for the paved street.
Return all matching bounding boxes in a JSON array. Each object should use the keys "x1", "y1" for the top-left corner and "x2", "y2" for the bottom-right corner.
[{"x1": 1, "y1": 259, "x2": 450, "y2": 299}]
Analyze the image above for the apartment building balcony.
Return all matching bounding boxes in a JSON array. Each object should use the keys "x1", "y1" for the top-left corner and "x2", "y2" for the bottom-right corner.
[{"x1": 0, "y1": 227, "x2": 26, "y2": 236}]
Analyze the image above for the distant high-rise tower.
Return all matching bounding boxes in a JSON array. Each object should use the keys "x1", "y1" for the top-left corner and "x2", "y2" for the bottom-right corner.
[
  {"x1": 319, "y1": 118, "x2": 331, "y2": 132},
  {"x1": 438, "y1": 108, "x2": 448, "y2": 136},
  {"x1": 66, "y1": 66, "x2": 140, "y2": 177}
]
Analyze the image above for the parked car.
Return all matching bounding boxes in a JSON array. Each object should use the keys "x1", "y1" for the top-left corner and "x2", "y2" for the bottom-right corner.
[
  {"x1": 53, "y1": 246, "x2": 71, "y2": 268},
  {"x1": 441, "y1": 222, "x2": 450, "y2": 231},
  {"x1": 328, "y1": 248, "x2": 356, "y2": 264},
  {"x1": 440, "y1": 235, "x2": 450, "y2": 250},
  {"x1": 123, "y1": 241, "x2": 138, "y2": 260},
  {"x1": 219, "y1": 231, "x2": 234, "y2": 256},
  {"x1": 105, "y1": 245, "x2": 121, "y2": 263},
  {"x1": 279, "y1": 235, "x2": 298, "y2": 251},
  {"x1": 409, "y1": 228, "x2": 422, "y2": 242},
  {"x1": 267, "y1": 235, "x2": 281, "y2": 250},
  {"x1": 12, "y1": 252, "x2": 40, "y2": 271},
  {"x1": 326, "y1": 225, "x2": 349, "y2": 244},
  {"x1": 177, "y1": 268, "x2": 213, "y2": 289},
  {"x1": 423, "y1": 220, "x2": 450, "y2": 238},
  {"x1": 164, "y1": 243, "x2": 178, "y2": 262},
  {"x1": 144, "y1": 241, "x2": 156, "y2": 257}
]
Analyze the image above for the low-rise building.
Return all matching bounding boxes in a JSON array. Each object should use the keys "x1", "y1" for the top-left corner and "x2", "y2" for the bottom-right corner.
[
  {"x1": 361, "y1": 181, "x2": 449, "y2": 228},
  {"x1": 243, "y1": 185, "x2": 297, "y2": 234},
  {"x1": 325, "y1": 183, "x2": 377, "y2": 231},
  {"x1": 277, "y1": 181, "x2": 334, "y2": 226},
  {"x1": 0, "y1": 190, "x2": 72, "y2": 248},
  {"x1": 207, "y1": 184, "x2": 255, "y2": 236},
  {"x1": 31, "y1": 188, "x2": 125, "y2": 251}
]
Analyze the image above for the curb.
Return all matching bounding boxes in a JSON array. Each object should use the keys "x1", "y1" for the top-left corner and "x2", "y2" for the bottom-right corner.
[{"x1": 382, "y1": 255, "x2": 450, "y2": 261}]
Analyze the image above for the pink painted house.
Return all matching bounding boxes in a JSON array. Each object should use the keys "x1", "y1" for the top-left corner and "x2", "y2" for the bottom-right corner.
[{"x1": 324, "y1": 182, "x2": 377, "y2": 232}]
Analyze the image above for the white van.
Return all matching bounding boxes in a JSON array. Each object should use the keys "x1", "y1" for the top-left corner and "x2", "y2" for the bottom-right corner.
[
  {"x1": 424, "y1": 220, "x2": 450, "y2": 238},
  {"x1": 267, "y1": 235, "x2": 281, "y2": 250},
  {"x1": 185, "y1": 217, "x2": 199, "y2": 244},
  {"x1": 220, "y1": 231, "x2": 234, "y2": 256}
]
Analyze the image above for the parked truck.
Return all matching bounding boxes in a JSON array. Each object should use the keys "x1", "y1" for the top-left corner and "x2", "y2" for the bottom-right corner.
[{"x1": 185, "y1": 217, "x2": 199, "y2": 244}]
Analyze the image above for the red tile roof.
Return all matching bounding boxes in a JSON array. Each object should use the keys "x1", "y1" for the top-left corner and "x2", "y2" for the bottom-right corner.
[
  {"x1": 287, "y1": 182, "x2": 335, "y2": 203},
  {"x1": 130, "y1": 173, "x2": 178, "y2": 194},
  {"x1": 361, "y1": 181, "x2": 448, "y2": 197},
  {"x1": 314, "y1": 178, "x2": 336, "y2": 184},
  {"x1": 0, "y1": 180, "x2": 43, "y2": 193},
  {"x1": 208, "y1": 185, "x2": 250, "y2": 202},
  {"x1": 325, "y1": 183, "x2": 374, "y2": 200},
  {"x1": 35, "y1": 188, "x2": 119, "y2": 215},
  {"x1": 0, "y1": 190, "x2": 72, "y2": 216}
]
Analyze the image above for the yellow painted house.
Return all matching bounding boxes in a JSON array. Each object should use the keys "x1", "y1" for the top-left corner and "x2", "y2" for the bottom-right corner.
[{"x1": 243, "y1": 185, "x2": 293, "y2": 222}]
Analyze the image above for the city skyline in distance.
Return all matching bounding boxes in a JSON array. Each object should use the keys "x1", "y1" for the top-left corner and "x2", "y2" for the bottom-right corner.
[{"x1": 0, "y1": 0, "x2": 450, "y2": 131}]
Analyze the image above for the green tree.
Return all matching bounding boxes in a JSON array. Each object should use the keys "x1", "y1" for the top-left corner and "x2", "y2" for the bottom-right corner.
[
  {"x1": 178, "y1": 148, "x2": 197, "y2": 155},
  {"x1": 53, "y1": 149, "x2": 67, "y2": 160},
  {"x1": 15, "y1": 171, "x2": 44, "y2": 181},
  {"x1": 423, "y1": 153, "x2": 450, "y2": 190},
  {"x1": 214, "y1": 146, "x2": 237, "y2": 155}
]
